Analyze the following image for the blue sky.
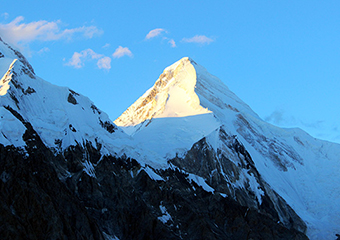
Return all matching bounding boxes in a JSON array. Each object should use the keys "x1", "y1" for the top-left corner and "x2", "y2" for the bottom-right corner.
[{"x1": 1, "y1": 1, "x2": 339, "y2": 143}]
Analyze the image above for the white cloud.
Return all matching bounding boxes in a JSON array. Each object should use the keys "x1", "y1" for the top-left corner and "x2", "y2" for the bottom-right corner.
[
  {"x1": 66, "y1": 46, "x2": 131, "y2": 70},
  {"x1": 112, "y1": 46, "x2": 133, "y2": 58},
  {"x1": 182, "y1": 35, "x2": 214, "y2": 45},
  {"x1": 0, "y1": 16, "x2": 103, "y2": 48},
  {"x1": 145, "y1": 28, "x2": 167, "y2": 40},
  {"x1": 168, "y1": 39, "x2": 176, "y2": 48},
  {"x1": 66, "y1": 48, "x2": 110, "y2": 70},
  {"x1": 97, "y1": 56, "x2": 111, "y2": 70},
  {"x1": 66, "y1": 49, "x2": 102, "y2": 69},
  {"x1": 66, "y1": 52, "x2": 84, "y2": 69}
]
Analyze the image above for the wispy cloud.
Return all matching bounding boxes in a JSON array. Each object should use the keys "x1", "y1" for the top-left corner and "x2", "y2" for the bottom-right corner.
[
  {"x1": 0, "y1": 16, "x2": 103, "y2": 49},
  {"x1": 265, "y1": 109, "x2": 290, "y2": 125},
  {"x1": 145, "y1": 28, "x2": 177, "y2": 48},
  {"x1": 102, "y1": 43, "x2": 110, "y2": 49},
  {"x1": 168, "y1": 39, "x2": 176, "y2": 48},
  {"x1": 65, "y1": 49, "x2": 111, "y2": 70},
  {"x1": 264, "y1": 109, "x2": 325, "y2": 130},
  {"x1": 37, "y1": 47, "x2": 50, "y2": 55},
  {"x1": 264, "y1": 109, "x2": 340, "y2": 143},
  {"x1": 112, "y1": 46, "x2": 133, "y2": 58},
  {"x1": 265, "y1": 109, "x2": 325, "y2": 130},
  {"x1": 162, "y1": 36, "x2": 176, "y2": 48},
  {"x1": 182, "y1": 35, "x2": 214, "y2": 45},
  {"x1": 145, "y1": 28, "x2": 167, "y2": 40},
  {"x1": 1, "y1": 12, "x2": 9, "y2": 20}
]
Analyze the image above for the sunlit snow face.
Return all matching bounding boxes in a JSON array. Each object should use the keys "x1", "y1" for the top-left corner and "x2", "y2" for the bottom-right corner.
[
  {"x1": 114, "y1": 57, "x2": 214, "y2": 130},
  {"x1": 0, "y1": 79, "x2": 10, "y2": 96},
  {"x1": 0, "y1": 59, "x2": 16, "y2": 96}
]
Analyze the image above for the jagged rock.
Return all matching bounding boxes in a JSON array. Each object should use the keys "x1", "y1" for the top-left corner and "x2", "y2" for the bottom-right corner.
[
  {"x1": 169, "y1": 126, "x2": 307, "y2": 234},
  {"x1": 0, "y1": 111, "x2": 104, "y2": 240}
]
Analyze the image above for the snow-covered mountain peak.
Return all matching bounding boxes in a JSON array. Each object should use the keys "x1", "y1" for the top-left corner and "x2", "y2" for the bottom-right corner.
[
  {"x1": 114, "y1": 57, "x2": 258, "y2": 136},
  {"x1": 114, "y1": 57, "x2": 209, "y2": 130},
  {"x1": 114, "y1": 57, "x2": 340, "y2": 238}
]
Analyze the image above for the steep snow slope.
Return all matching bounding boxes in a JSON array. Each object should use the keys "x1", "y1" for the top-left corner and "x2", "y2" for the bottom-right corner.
[
  {"x1": 115, "y1": 57, "x2": 340, "y2": 239},
  {"x1": 0, "y1": 38, "x2": 128, "y2": 155}
]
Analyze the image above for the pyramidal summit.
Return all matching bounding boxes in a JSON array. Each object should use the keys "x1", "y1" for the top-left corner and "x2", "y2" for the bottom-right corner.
[{"x1": 1, "y1": 38, "x2": 339, "y2": 240}]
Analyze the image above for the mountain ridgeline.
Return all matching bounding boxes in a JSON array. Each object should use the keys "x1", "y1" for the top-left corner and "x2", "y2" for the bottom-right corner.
[{"x1": 0, "y1": 37, "x2": 339, "y2": 239}]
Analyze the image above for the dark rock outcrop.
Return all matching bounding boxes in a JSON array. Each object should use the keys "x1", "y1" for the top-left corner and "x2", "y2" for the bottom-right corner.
[
  {"x1": 169, "y1": 127, "x2": 307, "y2": 234},
  {"x1": 0, "y1": 107, "x2": 104, "y2": 240}
]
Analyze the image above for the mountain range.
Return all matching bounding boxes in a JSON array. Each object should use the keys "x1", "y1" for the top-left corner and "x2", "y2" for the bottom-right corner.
[{"x1": 0, "y1": 37, "x2": 339, "y2": 239}]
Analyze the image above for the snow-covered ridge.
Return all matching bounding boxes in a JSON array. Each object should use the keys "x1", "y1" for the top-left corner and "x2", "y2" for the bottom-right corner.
[
  {"x1": 0, "y1": 59, "x2": 16, "y2": 96},
  {"x1": 0, "y1": 37, "x2": 35, "y2": 79},
  {"x1": 0, "y1": 39, "x2": 129, "y2": 155}
]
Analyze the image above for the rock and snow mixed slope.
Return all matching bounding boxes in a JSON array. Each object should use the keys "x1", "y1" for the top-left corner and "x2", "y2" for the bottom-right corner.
[
  {"x1": 0, "y1": 40, "x2": 307, "y2": 239},
  {"x1": 115, "y1": 57, "x2": 340, "y2": 239}
]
